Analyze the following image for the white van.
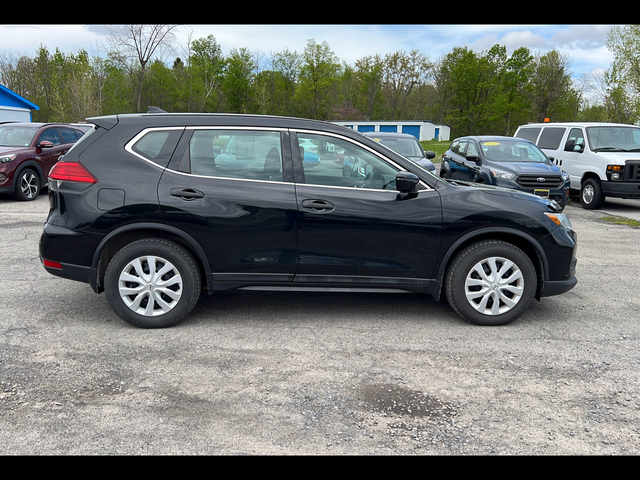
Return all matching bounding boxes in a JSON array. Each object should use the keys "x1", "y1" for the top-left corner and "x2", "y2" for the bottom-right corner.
[{"x1": 514, "y1": 122, "x2": 640, "y2": 209}]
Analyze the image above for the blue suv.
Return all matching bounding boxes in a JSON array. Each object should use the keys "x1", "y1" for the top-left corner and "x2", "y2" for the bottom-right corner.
[{"x1": 440, "y1": 136, "x2": 570, "y2": 208}]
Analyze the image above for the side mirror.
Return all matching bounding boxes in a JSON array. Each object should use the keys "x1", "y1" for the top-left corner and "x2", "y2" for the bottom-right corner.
[
  {"x1": 396, "y1": 171, "x2": 419, "y2": 193},
  {"x1": 37, "y1": 140, "x2": 54, "y2": 149},
  {"x1": 425, "y1": 150, "x2": 436, "y2": 159},
  {"x1": 466, "y1": 155, "x2": 481, "y2": 165}
]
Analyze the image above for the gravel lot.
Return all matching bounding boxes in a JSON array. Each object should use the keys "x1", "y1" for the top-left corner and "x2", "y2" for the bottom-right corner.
[{"x1": 1, "y1": 191, "x2": 639, "y2": 455}]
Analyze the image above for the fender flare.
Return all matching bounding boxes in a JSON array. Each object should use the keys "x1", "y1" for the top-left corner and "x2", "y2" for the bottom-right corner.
[
  {"x1": 90, "y1": 222, "x2": 213, "y2": 291},
  {"x1": 431, "y1": 226, "x2": 550, "y2": 301}
]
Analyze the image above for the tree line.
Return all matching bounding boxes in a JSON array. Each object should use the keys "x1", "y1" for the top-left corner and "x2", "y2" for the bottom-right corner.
[{"x1": 1, "y1": 25, "x2": 637, "y2": 138}]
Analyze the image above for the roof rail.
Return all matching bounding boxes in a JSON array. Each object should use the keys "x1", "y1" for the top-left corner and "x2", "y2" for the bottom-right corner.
[{"x1": 147, "y1": 106, "x2": 167, "y2": 113}]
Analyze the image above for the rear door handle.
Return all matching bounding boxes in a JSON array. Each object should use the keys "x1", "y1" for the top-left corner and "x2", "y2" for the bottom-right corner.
[
  {"x1": 301, "y1": 199, "x2": 335, "y2": 213},
  {"x1": 170, "y1": 188, "x2": 205, "y2": 200}
]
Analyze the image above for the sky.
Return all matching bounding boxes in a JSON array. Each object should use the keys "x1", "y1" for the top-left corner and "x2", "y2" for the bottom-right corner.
[{"x1": 0, "y1": 24, "x2": 616, "y2": 78}]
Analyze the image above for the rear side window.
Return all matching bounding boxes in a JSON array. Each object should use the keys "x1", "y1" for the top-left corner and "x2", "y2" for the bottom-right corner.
[
  {"x1": 537, "y1": 127, "x2": 566, "y2": 150},
  {"x1": 129, "y1": 128, "x2": 184, "y2": 167},
  {"x1": 188, "y1": 129, "x2": 284, "y2": 182},
  {"x1": 516, "y1": 127, "x2": 541, "y2": 144}
]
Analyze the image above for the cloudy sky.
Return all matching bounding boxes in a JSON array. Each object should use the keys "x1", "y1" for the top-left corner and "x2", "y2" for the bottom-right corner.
[{"x1": 0, "y1": 24, "x2": 616, "y2": 77}]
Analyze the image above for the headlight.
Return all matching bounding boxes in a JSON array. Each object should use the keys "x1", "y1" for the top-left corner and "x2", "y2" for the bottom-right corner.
[
  {"x1": 606, "y1": 164, "x2": 624, "y2": 181},
  {"x1": 545, "y1": 212, "x2": 572, "y2": 230},
  {"x1": 562, "y1": 170, "x2": 570, "y2": 181},
  {"x1": 0, "y1": 154, "x2": 17, "y2": 164},
  {"x1": 491, "y1": 170, "x2": 516, "y2": 180}
]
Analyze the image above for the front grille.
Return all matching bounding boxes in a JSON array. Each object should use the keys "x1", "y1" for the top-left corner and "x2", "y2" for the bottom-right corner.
[
  {"x1": 627, "y1": 162, "x2": 640, "y2": 181},
  {"x1": 516, "y1": 175, "x2": 563, "y2": 188}
]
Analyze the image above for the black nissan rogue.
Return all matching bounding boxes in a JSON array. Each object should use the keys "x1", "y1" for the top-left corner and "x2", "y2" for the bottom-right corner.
[{"x1": 39, "y1": 111, "x2": 578, "y2": 328}]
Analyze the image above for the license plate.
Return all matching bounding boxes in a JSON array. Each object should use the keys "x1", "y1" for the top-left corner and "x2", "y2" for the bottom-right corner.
[{"x1": 534, "y1": 189, "x2": 550, "y2": 198}]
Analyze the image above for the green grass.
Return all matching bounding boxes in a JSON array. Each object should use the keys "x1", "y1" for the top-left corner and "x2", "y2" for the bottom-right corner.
[
  {"x1": 421, "y1": 140, "x2": 450, "y2": 163},
  {"x1": 602, "y1": 215, "x2": 640, "y2": 228}
]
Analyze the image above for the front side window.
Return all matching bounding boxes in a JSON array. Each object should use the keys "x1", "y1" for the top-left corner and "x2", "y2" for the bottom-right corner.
[
  {"x1": 566, "y1": 128, "x2": 585, "y2": 152},
  {"x1": 189, "y1": 129, "x2": 284, "y2": 182},
  {"x1": 38, "y1": 128, "x2": 61, "y2": 146},
  {"x1": 296, "y1": 132, "x2": 401, "y2": 190}
]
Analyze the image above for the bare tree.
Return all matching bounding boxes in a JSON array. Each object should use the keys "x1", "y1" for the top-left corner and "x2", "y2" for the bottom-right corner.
[{"x1": 106, "y1": 25, "x2": 179, "y2": 112}]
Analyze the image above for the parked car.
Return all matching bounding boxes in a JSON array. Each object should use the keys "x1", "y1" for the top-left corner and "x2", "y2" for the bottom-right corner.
[
  {"x1": 362, "y1": 131, "x2": 436, "y2": 172},
  {"x1": 440, "y1": 135, "x2": 571, "y2": 208},
  {"x1": 39, "y1": 112, "x2": 577, "y2": 329},
  {"x1": 514, "y1": 122, "x2": 640, "y2": 209},
  {"x1": 0, "y1": 122, "x2": 88, "y2": 201}
]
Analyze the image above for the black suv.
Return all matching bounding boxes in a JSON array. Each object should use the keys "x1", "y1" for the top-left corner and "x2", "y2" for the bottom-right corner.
[{"x1": 39, "y1": 112, "x2": 578, "y2": 328}]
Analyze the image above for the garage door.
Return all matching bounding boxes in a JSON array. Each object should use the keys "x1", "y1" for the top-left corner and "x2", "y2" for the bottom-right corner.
[{"x1": 401, "y1": 125, "x2": 420, "y2": 139}]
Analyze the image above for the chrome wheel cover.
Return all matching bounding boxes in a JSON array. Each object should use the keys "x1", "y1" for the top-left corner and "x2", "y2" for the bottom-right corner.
[
  {"x1": 20, "y1": 171, "x2": 38, "y2": 199},
  {"x1": 118, "y1": 255, "x2": 183, "y2": 316},
  {"x1": 464, "y1": 256, "x2": 524, "y2": 316},
  {"x1": 582, "y1": 184, "x2": 594, "y2": 204}
]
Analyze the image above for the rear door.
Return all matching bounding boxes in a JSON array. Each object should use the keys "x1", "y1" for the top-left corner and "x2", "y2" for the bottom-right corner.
[{"x1": 157, "y1": 127, "x2": 299, "y2": 282}]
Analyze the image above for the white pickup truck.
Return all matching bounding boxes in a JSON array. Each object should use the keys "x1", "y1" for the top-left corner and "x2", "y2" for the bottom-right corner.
[{"x1": 514, "y1": 122, "x2": 640, "y2": 209}]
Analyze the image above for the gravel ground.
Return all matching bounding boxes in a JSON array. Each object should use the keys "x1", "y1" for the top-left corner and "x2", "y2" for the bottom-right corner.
[{"x1": 1, "y1": 192, "x2": 639, "y2": 455}]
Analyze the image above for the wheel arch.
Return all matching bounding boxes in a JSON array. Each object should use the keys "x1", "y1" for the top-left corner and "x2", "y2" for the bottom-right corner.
[
  {"x1": 432, "y1": 227, "x2": 548, "y2": 302},
  {"x1": 91, "y1": 223, "x2": 212, "y2": 294},
  {"x1": 14, "y1": 160, "x2": 44, "y2": 185}
]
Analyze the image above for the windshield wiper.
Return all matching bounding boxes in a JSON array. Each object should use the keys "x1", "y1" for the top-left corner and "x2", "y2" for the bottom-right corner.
[{"x1": 593, "y1": 147, "x2": 628, "y2": 152}]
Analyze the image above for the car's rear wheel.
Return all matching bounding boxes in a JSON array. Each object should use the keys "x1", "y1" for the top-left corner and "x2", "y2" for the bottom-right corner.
[
  {"x1": 104, "y1": 239, "x2": 201, "y2": 328},
  {"x1": 445, "y1": 240, "x2": 536, "y2": 326},
  {"x1": 13, "y1": 169, "x2": 40, "y2": 201}
]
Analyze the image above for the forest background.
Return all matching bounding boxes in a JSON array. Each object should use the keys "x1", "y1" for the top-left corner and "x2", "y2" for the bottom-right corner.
[{"x1": 2, "y1": 24, "x2": 640, "y2": 139}]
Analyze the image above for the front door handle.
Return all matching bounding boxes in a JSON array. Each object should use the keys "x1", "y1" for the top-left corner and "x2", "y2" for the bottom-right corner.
[
  {"x1": 170, "y1": 188, "x2": 205, "y2": 200},
  {"x1": 301, "y1": 199, "x2": 335, "y2": 213}
]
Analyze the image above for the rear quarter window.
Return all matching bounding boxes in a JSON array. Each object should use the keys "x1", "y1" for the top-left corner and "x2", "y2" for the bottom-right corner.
[
  {"x1": 129, "y1": 128, "x2": 184, "y2": 167},
  {"x1": 516, "y1": 127, "x2": 541, "y2": 144},
  {"x1": 537, "y1": 127, "x2": 566, "y2": 150}
]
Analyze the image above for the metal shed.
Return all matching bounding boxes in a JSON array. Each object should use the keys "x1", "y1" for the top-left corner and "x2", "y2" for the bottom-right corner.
[
  {"x1": 0, "y1": 84, "x2": 39, "y2": 122},
  {"x1": 332, "y1": 120, "x2": 450, "y2": 142}
]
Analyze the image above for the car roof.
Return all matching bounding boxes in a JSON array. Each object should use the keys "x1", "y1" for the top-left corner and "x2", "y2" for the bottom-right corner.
[
  {"x1": 517, "y1": 122, "x2": 640, "y2": 128},
  {"x1": 362, "y1": 131, "x2": 418, "y2": 139},
  {"x1": 454, "y1": 135, "x2": 526, "y2": 143}
]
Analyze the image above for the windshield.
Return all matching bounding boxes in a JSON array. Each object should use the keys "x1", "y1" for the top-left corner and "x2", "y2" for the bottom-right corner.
[
  {"x1": 0, "y1": 125, "x2": 38, "y2": 147},
  {"x1": 481, "y1": 139, "x2": 547, "y2": 163},
  {"x1": 373, "y1": 137, "x2": 423, "y2": 157},
  {"x1": 586, "y1": 126, "x2": 640, "y2": 151}
]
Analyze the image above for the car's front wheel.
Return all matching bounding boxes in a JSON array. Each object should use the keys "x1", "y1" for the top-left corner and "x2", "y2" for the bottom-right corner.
[
  {"x1": 445, "y1": 240, "x2": 536, "y2": 326},
  {"x1": 13, "y1": 168, "x2": 40, "y2": 201},
  {"x1": 580, "y1": 178, "x2": 605, "y2": 209},
  {"x1": 104, "y1": 239, "x2": 201, "y2": 328}
]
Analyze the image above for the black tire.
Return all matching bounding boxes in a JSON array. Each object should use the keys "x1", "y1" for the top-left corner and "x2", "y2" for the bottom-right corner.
[
  {"x1": 12, "y1": 168, "x2": 40, "y2": 201},
  {"x1": 445, "y1": 240, "x2": 537, "y2": 326},
  {"x1": 580, "y1": 178, "x2": 605, "y2": 209},
  {"x1": 104, "y1": 239, "x2": 201, "y2": 328}
]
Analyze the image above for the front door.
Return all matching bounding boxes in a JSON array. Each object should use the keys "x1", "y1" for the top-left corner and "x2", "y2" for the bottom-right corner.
[{"x1": 291, "y1": 131, "x2": 443, "y2": 287}]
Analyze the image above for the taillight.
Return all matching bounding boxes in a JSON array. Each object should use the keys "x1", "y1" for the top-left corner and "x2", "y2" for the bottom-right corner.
[{"x1": 49, "y1": 161, "x2": 97, "y2": 184}]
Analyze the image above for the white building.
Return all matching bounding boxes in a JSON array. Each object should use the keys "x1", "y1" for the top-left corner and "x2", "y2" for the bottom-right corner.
[
  {"x1": 332, "y1": 120, "x2": 450, "y2": 142},
  {"x1": 0, "y1": 84, "x2": 39, "y2": 122}
]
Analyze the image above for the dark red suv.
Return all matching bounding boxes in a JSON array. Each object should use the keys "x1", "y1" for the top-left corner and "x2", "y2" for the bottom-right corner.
[{"x1": 0, "y1": 122, "x2": 88, "y2": 201}]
